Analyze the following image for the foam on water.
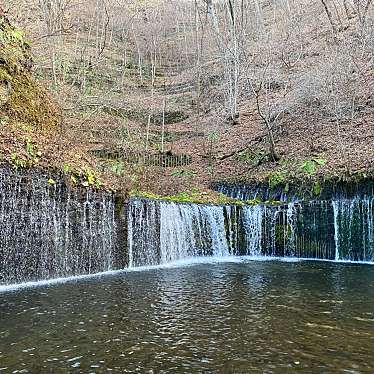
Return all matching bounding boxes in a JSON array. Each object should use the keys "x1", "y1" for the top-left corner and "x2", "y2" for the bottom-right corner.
[{"x1": 1, "y1": 255, "x2": 373, "y2": 294}]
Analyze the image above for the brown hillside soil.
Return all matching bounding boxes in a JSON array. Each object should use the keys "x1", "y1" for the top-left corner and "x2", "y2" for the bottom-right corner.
[
  {"x1": 0, "y1": 10, "x2": 126, "y2": 192},
  {"x1": 2, "y1": 3, "x2": 373, "y2": 200}
]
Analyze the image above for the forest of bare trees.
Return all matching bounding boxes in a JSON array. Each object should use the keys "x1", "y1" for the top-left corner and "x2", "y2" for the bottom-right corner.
[{"x1": 4, "y1": 0, "x2": 374, "y2": 185}]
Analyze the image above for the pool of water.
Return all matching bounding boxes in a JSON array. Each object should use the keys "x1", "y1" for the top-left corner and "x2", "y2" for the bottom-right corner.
[{"x1": 1, "y1": 259, "x2": 374, "y2": 373}]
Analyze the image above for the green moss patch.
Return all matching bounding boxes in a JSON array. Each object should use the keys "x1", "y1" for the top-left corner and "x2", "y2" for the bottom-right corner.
[
  {"x1": 0, "y1": 13, "x2": 59, "y2": 131},
  {"x1": 130, "y1": 189, "x2": 286, "y2": 206}
]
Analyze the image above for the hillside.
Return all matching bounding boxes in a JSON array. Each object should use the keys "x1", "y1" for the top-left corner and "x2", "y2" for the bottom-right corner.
[
  {"x1": 3, "y1": 0, "x2": 374, "y2": 199},
  {"x1": 0, "y1": 9, "x2": 59, "y2": 166}
]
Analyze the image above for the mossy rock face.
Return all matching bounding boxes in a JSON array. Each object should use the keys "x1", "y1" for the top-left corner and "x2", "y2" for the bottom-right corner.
[{"x1": 0, "y1": 10, "x2": 59, "y2": 130}]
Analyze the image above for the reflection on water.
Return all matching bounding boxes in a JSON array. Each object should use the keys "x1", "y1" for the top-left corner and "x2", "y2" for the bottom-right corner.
[{"x1": 0, "y1": 260, "x2": 374, "y2": 373}]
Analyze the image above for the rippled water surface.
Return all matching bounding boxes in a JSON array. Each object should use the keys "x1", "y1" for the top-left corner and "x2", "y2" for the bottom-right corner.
[{"x1": 1, "y1": 259, "x2": 374, "y2": 373}]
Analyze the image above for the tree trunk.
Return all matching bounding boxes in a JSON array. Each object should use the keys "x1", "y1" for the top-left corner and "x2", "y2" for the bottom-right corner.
[
  {"x1": 265, "y1": 121, "x2": 279, "y2": 162},
  {"x1": 320, "y1": 0, "x2": 338, "y2": 33},
  {"x1": 161, "y1": 98, "x2": 166, "y2": 153}
]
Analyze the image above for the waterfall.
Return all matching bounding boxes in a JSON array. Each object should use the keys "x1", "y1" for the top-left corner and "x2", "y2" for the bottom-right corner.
[
  {"x1": 204, "y1": 205, "x2": 230, "y2": 256},
  {"x1": 127, "y1": 199, "x2": 160, "y2": 267},
  {"x1": 242, "y1": 205, "x2": 264, "y2": 255},
  {"x1": 215, "y1": 183, "x2": 260, "y2": 201},
  {"x1": 1, "y1": 167, "x2": 373, "y2": 286},
  {"x1": 0, "y1": 170, "x2": 117, "y2": 285},
  {"x1": 332, "y1": 198, "x2": 374, "y2": 261},
  {"x1": 285, "y1": 202, "x2": 297, "y2": 256},
  {"x1": 126, "y1": 196, "x2": 374, "y2": 266},
  {"x1": 333, "y1": 201, "x2": 341, "y2": 261},
  {"x1": 127, "y1": 200, "x2": 231, "y2": 266},
  {"x1": 213, "y1": 183, "x2": 373, "y2": 261},
  {"x1": 213, "y1": 180, "x2": 374, "y2": 202}
]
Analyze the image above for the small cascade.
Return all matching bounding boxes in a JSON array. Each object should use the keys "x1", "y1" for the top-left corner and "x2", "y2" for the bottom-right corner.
[
  {"x1": 332, "y1": 198, "x2": 374, "y2": 261},
  {"x1": 204, "y1": 205, "x2": 230, "y2": 257},
  {"x1": 284, "y1": 202, "x2": 297, "y2": 256},
  {"x1": 214, "y1": 183, "x2": 292, "y2": 202},
  {"x1": 213, "y1": 179, "x2": 374, "y2": 202},
  {"x1": 333, "y1": 201, "x2": 341, "y2": 261},
  {"x1": 293, "y1": 200, "x2": 335, "y2": 260},
  {"x1": 242, "y1": 205, "x2": 264, "y2": 255},
  {"x1": 127, "y1": 199, "x2": 160, "y2": 267},
  {"x1": 127, "y1": 200, "x2": 232, "y2": 266},
  {"x1": 0, "y1": 170, "x2": 117, "y2": 285},
  {"x1": 215, "y1": 184, "x2": 261, "y2": 201}
]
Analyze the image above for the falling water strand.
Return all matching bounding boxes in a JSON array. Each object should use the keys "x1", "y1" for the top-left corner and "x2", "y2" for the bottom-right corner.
[
  {"x1": 285, "y1": 202, "x2": 297, "y2": 256},
  {"x1": 0, "y1": 172, "x2": 117, "y2": 285},
  {"x1": 332, "y1": 198, "x2": 374, "y2": 261},
  {"x1": 242, "y1": 205, "x2": 264, "y2": 255}
]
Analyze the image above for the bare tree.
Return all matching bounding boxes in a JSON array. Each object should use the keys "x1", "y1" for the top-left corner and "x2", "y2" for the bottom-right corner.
[{"x1": 38, "y1": 0, "x2": 71, "y2": 88}]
